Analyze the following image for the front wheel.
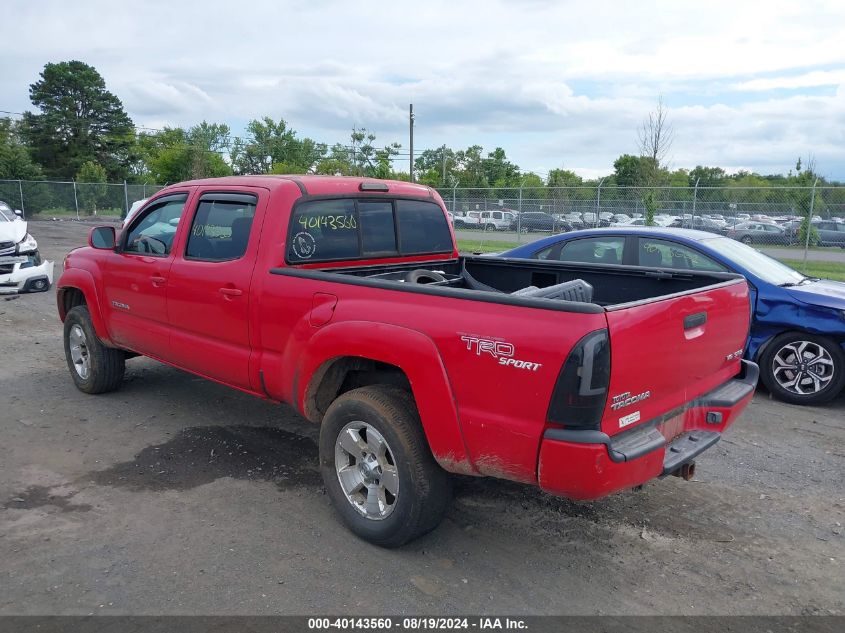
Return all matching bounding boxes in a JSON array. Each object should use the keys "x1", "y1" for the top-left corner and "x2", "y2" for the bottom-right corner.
[
  {"x1": 741, "y1": 235, "x2": 753, "y2": 244},
  {"x1": 319, "y1": 386, "x2": 452, "y2": 547},
  {"x1": 759, "y1": 333, "x2": 845, "y2": 405},
  {"x1": 63, "y1": 305, "x2": 126, "y2": 394}
]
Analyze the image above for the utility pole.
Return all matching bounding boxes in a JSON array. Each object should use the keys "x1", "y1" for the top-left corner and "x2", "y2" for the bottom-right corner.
[
  {"x1": 441, "y1": 144, "x2": 447, "y2": 186},
  {"x1": 409, "y1": 104, "x2": 415, "y2": 183}
]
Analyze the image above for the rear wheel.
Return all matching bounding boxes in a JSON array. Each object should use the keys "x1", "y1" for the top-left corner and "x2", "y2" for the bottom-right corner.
[
  {"x1": 759, "y1": 332, "x2": 844, "y2": 405},
  {"x1": 319, "y1": 386, "x2": 452, "y2": 547},
  {"x1": 63, "y1": 306, "x2": 125, "y2": 394}
]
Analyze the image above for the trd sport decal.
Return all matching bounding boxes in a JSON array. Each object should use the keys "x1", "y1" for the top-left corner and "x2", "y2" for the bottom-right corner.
[{"x1": 459, "y1": 335, "x2": 542, "y2": 372}]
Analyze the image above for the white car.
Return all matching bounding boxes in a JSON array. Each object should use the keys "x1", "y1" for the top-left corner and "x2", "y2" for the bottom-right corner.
[
  {"x1": 122, "y1": 197, "x2": 148, "y2": 227},
  {"x1": 0, "y1": 202, "x2": 54, "y2": 295}
]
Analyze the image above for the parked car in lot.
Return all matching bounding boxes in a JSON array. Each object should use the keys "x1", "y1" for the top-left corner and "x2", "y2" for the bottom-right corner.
[
  {"x1": 580, "y1": 212, "x2": 611, "y2": 227},
  {"x1": 511, "y1": 211, "x2": 571, "y2": 232},
  {"x1": 452, "y1": 211, "x2": 482, "y2": 229},
  {"x1": 122, "y1": 197, "x2": 148, "y2": 227},
  {"x1": 57, "y1": 176, "x2": 757, "y2": 546},
  {"x1": 782, "y1": 219, "x2": 845, "y2": 247},
  {"x1": 500, "y1": 227, "x2": 845, "y2": 405},
  {"x1": 0, "y1": 201, "x2": 54, "y2": 295},
  {"x1": 669, "y1": 216, "x2": 724, "y2": 233},
  {"x1": 812, "y1": 220, "x2": 845, "y2": 247},
  {"x1": 726, "y1": 222, "x2": 789, "y2": 245}
]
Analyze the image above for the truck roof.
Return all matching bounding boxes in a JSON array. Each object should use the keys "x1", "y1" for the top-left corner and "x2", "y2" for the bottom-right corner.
[{"x1": 169, "y1": 175, "x2": 438, "y2": 198}]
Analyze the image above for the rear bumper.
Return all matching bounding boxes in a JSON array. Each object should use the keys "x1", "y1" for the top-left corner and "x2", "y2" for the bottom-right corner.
[{"x1": 537, "y1": 360, "x2": 758, "y2": 500}]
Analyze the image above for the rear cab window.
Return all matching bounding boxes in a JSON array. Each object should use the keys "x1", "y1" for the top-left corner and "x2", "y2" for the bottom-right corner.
[{"x1": 287, "y1": 198, "x2": 452, "y2": 263}]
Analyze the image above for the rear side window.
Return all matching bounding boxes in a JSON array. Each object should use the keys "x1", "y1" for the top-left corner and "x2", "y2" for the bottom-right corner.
[
  {"x1": 536, "y1": 237, "x2": 625, "y2": 264},
  {"x1": 396, "y1": 199, "x2": 452, "y2": 254},
  {"x1": 186, "y1": 194, "x2": 257, "y2": 262},
  {"x1": 287, "y1": 198, "x2": 451, "y2": 263}
]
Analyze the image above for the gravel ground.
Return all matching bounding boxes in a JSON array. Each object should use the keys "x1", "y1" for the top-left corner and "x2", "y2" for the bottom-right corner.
[{"x1": 0, "y1": 220, "x2": 843, "y2": 616}]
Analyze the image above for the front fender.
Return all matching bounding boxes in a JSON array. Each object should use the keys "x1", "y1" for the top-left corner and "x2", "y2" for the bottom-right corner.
[
  {"x1": 57, "y1": 269, "x2": 115, "y2": 346},
  {"x1": 296, "y1": 320, "x2": 476, "y2": 475}
]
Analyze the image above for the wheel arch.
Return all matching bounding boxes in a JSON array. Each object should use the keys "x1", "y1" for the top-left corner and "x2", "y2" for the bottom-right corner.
[
  {"x1": 295, "y1": 321, "x2": 475, "y2": 475},
  {"x1": 56, "y1": 270, "x2": 114, "y2": 345}
]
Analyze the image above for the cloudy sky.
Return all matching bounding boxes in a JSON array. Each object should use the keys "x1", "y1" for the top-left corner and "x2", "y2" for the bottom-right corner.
[{"x1": 4, "y1": 0, "x2": 845, "y2": 180}]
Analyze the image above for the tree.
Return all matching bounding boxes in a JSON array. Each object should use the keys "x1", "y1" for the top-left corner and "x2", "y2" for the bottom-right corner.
[
  {"x1": 688, "y1": 166, "x2": 726, "y2": 188},
  {"x1": 636, "y1": 97, "x2": 674, "y2": 225},
  {"x1": 230, "y1": 117, "x2": 326, "y2": 174},
  {"x1": 547, "y1": 169, "x2": 583, "y2": 188},
  {"x1": 76, "y1": 161, "x2": 108, "y2": 215},
  {"x1": 138, "y1": 122, "x2": 232, "y2": 183},
  {"x1": 0, "y1": 117, "x2": 43, "y2": 180},
  {"x1": 313, "y1": 129, "x2": 400, "y2": 177},
  {"x1": 483, "y1": 147, "x2": 520, "y2": 189},
  {"x1": 22, "y1": 61, "x2": 134, "y2": 180},
  {"x1": 415, "y1": 146, "x2": 456, "y2": 187},
  {"x1": 452, "y1": 145, "x2": 486, "y2": 187},
  {"x1": 613, "y1": 154, "x2": 655, "y2": 187},
  {"x1": 639, "y1": 96, "x2": 674, "y2": 167}
]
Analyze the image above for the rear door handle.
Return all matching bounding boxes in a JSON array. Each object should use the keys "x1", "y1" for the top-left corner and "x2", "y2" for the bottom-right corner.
[
  {"x1": 150, "y1": 275, "x2": 166, "y2": 286},
  {"x1": 219, "y1": 287, "x2": 243, "y2": 297},
  {"x1": 684, "y1": 312, "x2": 707, "y2": 330}
]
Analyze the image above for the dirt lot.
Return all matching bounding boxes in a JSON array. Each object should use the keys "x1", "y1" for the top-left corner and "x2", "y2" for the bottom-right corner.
[{"x1": 1, "y1": 220, "x2": 843, "y2": 615}]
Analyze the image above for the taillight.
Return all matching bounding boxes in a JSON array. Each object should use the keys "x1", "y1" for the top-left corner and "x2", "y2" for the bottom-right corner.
[{"x1": 547, "y1": 329, "x2": 611, "y2": 430}]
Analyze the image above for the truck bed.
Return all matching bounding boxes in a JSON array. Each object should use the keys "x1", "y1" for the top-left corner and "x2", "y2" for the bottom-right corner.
[{"x1": 275, "y1": 256, "x2": 744, "y2": 310}]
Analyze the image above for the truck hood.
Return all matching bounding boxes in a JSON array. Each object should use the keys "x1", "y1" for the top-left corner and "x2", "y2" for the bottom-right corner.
[
  {"x1": 786, "y1": 279, "x2": 845, "y2": 310},
  {"x1": 0, "y1": 219, "x2": 27, "y2": 244}
]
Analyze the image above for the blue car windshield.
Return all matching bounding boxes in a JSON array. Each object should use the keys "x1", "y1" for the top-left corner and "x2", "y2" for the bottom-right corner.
[{"x1": 701, "y1": 237, "x2": 806, "y2": 286}]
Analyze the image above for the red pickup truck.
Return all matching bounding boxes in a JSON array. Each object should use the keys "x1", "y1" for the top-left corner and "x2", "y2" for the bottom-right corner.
[{"x1": 57, "y1": 176, "x2": 757, "y2": 546}]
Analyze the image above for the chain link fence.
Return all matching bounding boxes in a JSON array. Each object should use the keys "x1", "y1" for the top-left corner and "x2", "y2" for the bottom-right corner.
[
  {"x1": 0, "y1": 179, "x2": 166, "y2": 220},
  {"x1": 436, "y1": 184, "x2": 845, "y2": 276},
  {"x1": 1, "y1": 178, "x2": 842, "y2": 277}
]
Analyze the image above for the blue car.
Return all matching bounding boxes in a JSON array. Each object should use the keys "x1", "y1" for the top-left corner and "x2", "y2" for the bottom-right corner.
[{"x1": 500, "y1": 227, "x2": 845, "y2": 405}]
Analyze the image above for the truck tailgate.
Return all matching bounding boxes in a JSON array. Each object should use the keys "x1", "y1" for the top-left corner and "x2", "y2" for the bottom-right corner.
[{"x1": 602, "y1": 278, "x2": 750, "y2": 437}]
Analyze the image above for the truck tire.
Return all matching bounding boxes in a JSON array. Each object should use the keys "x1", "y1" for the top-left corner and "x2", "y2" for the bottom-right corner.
[
  {"x1": 63, "y1": 305, "x2": 125, "y2": 394},
  {"x1": 759, "y1": 332, "x2": 845, "y2": 405},
  {"x1": 319, "y1": 385, "x2": 452, "y2": 547}
]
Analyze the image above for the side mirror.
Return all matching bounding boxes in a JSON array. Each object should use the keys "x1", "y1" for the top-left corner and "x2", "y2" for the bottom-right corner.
[
  {"x1": 89, "y1": 226, "x2": 116, "y2": 250},
  {"x1": 14, "y1": 209, "x2": 23, "y2": 218}
]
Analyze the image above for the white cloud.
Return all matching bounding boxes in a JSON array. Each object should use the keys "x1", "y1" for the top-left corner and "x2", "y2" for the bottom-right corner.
[{"x1": 732, "y1": 70, "x2": 845, "y2": 92}]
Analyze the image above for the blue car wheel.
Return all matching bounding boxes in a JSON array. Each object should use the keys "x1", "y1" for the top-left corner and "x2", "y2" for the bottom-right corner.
[{"x1": 759, "y1": 332, "x2": 845, "y2": 405}]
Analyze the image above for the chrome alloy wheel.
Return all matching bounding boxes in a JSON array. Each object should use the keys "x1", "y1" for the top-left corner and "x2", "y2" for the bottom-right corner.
[
  {"x1": 772, "y1": 340, "x2": 835, "y2": 395},
  {"x1": 68, "y1": 324, "x2": 91, "y2": 380},
  {"x1": 334, "y1": 421, "x2": 399, "y2": 520}
]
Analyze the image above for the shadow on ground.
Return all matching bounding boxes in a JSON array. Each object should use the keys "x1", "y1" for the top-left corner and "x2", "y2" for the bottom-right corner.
[{"x1": 87, "y1": 425, "x2": 321, "y2": 492}]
